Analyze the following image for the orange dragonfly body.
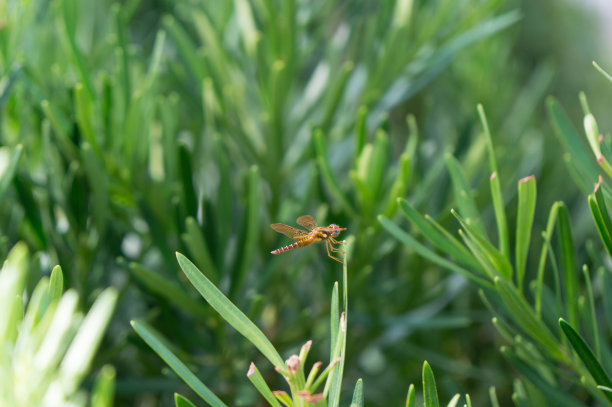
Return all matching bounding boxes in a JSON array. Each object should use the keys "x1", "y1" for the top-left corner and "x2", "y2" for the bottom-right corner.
[{"x1": 270, "y1": 215, "x2": 347, "y2": 263}]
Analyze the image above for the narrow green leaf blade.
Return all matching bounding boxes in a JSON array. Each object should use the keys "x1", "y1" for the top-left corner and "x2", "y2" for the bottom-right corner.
[
  {"x1": 515, "y1": 175, "x2": 537, "y2": 291},
  {"x1": 559, "y1": 318, "x2": 612, "y2": 400},
  {"x1": 495, "y1": 278, "x2": 562, "y2": 359},
  {"x1": 378, "y1": 215, "x2": 493, "y2": 289},
  {"x1": 174, "y1": 393, "x2": 197, "y2": 407},
  {"x1": 176, "y1": 253, "x2": 284, "y2": 367},
  {"x1": 349, "y1": 378, "x2": 364, "y2": 407},
  {"x1": 445, "y1": 154, "x2": 485, "y2": 236},
  {"x1": 556, "y1": 204, "x2": 578, "y2": 326},
  {"x1": 131, "y1": 320, "x2": 227, "y2": 406},
  {"x1": 91, "y1": 365, "x2": 116, "y2": 407},
  {"x1": 423, "y1": 361, "x2": 440, "y2": 407},
  {"x1": 247, "y1": 363, "x2": 282, "y2": 407},
  {"x1": 405, "y1": 384, "x2": 415, "y2": 407}
]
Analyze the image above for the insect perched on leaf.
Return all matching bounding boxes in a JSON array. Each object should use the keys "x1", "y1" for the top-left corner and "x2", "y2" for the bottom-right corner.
[{"x1": 270, "y1": 215, "x2": 347, "y2": 263}]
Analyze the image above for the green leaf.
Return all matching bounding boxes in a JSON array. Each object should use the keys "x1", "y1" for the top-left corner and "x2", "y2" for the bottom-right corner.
[
  {"x1": 176, "y1": 252, "x2": 284, "y2": 367},
  {"x1": 494, "y1": 277, "x2": 562, "y2": 360},
  {"x1": 398, "y1": 199, "x2": 480, "y2": 270},
  {"x1": 478, "y1": 105, "x2": 509, "y2": 258},
  {"x1": 534, "y1": 202, "x2": 559, "y2": 318},
  {"x1": 58, "y1": 288, "x2": 117, "y2": 396},
  {"x1": 0, "y1": 144, "x2": 22, "y2": 203},
  {"x1": 131, "y1": 320, "x2": 227, "y2": 407},
  {"x1": 547, "y1": 98, "x2": 599, "y2": 192},
  {"x1": 560, "y1": 319, "x2": 612, "y2": 400},
  {"x1": 91, "y1": 365, "x2": 116, "y2": 407},
  {"x1": 327, "y1": 247, "x2": 350, "y2": 407},
  {"x1": 489, "y1": 386, "x2": 500, "y2": 407},
  {"x1": 556, "y1": 204, "x2": 578, "y2": 326},
  {"x1": 246, "y1": 362, "x2": 282, "y2": 407},
  {"x1": 349, "y1": 378, "x2": 364, "y2": 407},
  {"x1": 378, "y1": 214, "x2": 493, "y2": 289},
  {"x1": 405, "y1": 384, "x2": 415, "y2": 407},
  {"x1": 515, "y1": 175, "x2": 536, "y2": 291},
  {"x1": 581, "y1": 266, "x2": 600, "y2": 359},
  {"x1": 330, "y1": 282, "x2": 339, "y2": 356},
  {"x1": 423, "y1": 361, "x2": 440, "y2": 407},
  {"x1": 445, "y1": 154, "x2": 485, "y2": 236},
  {"x1": 47, "y1": 265, "x2": 64, "y2": 304},
  {"x1": 501, "y1": 347, "x2": 584, "y2": 407},
  {"x1": 452, "y1": 210, "x2": 512, "y2": 280},
  {"x1": 174, "y1": 393, "x2": 197, "y2": 407}
]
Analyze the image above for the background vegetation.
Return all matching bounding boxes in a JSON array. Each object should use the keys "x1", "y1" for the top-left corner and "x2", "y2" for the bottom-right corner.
[{"x1": 1, "y1": 0, "x2": 611, "y2": 405}]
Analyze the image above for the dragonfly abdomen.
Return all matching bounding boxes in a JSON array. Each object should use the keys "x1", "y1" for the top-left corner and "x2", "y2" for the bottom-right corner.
[{"x1": 271, "y1": 238, "x2": 313, "y2": 255}]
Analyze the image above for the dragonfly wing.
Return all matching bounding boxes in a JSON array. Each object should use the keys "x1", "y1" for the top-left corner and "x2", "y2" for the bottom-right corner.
[
  {"x1": 296, "y1": 215, "x2": 318, "y2": 231},
  {"x1": 270, "y1": 223, "x2": 310, "y2": 239}
]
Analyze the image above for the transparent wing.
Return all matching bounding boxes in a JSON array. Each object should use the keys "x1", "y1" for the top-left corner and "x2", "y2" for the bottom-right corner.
[
  {"x1": 270, "y1": 223, "x2": 310, "y2": 239},
  {"x1": 296, "y1": 215, "x2": 318, "y2": 231}
]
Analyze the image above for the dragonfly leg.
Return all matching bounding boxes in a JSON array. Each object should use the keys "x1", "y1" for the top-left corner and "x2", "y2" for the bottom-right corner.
[
  {"x1": 330, "y1": 237, "x2": 345, "y2": 245},
  {"x1": 326, "y1": 240, "x2": 344, "y2": 263}
]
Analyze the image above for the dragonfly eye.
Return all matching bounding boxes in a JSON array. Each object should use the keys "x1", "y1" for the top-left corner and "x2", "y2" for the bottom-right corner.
[{"x1": 329, "y1": 224, "x2": 340, "y2": 236}]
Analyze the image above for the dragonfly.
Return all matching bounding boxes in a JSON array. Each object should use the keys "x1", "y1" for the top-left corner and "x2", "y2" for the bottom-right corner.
[{"x1": 270, "y1": 215, "x2": 347, "y2": 263}]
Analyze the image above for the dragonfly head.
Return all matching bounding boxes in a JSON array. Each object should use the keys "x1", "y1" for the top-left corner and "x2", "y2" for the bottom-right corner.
[{"x1": 328, "y1": 224, "x2": 346, "y2": 237}]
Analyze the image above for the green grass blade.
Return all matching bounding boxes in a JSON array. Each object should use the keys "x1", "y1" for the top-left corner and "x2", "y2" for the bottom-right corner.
[
  {"x1": 247, "y1": 362, "x2": 282, "y2": 407},
  {"x1": 378, "y1": 215, "x2": 493, "y2": 289},
  {"x1": 452, "y1": 210, "x2": 512, "y2": 280},
  {"x1": 445, "y1": 154, "x2": 485, "y2": 236},
  {"x1": 534, "y1": 202, "x2": 559, "y2": 318},
  {"x1": 582, "y1": 266, "x2": 600, "y2": 359},
  {"x1": 423, "y1": 361, "x2": 440, "y2": 407},
  {"x1": 593, "y1": 61, "x2": 612, "y2": 83},
  {"x1": 47, "y1": 265, "x2": 64, "y2": 304},
  {"x1": 588, "y1": 192, "x2": 612, "y2": 257},
  {"x1": 547, "y1": 98, "x2": 600, "y2": 190},
  {"x1": 330, "y1": 282, "x2": 339, "y2": 356},
  {"x1": 494, "y1": 277, "x2": 562, "y2": 359},
  {"x1": 91, "y1": 365, "x2": 116, "y2": 407},
  {"x1": 561, "y1": 318, "x2": 608, "y2": 384},
  {"x1": 405, "y1": 384, "x2": 415, "y2": 407},
  {"x1": 60, "y1": 288, "x2": 118, "y2": 393},
  {"x1": 478, "y1": 104, "x2": 509, "y2": 258},
  {"x1": 174, "y1": 393, "x2": 197, "y2": 407},
  {"x1": 131, "y1": 320, "x2": 227, "y2": 406},
  {"x1": 0, "y1": 144, "x2": 22, "y2": 203},
  {"x1": 398, "y1": 198, "x2": 480, "y2": 270},
  {"x1": 556, "y1": 203, "x2": 578, "y2": 326},
  {"x1": 328, "y1": 245, "x2": 350, "y2": 407},
  {"x1": 515, "y1": 175, "x2": 536, "y2": 291},
  {"x1": 349, "y1": 378, "x2": 364, "y2": 407},
  {"x1": 176, "y1": 252, "x2": 284, "y2": 367},
  {"x1": 501, "y1": 347, "x2": 583, "y2": 407}
]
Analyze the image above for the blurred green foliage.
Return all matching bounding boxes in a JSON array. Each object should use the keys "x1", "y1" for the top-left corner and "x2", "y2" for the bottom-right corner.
[{"x1": 0, "y1": 0, "x2": 609, "y2": 405}]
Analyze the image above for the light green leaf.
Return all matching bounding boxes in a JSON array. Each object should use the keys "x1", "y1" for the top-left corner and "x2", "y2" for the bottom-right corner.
[
  {"x1": 246, "y1": 362, "x2": 282, "y2": 407},
  {"x1": 515, "y1": 175, "x2": 536, "y2": 291},
  {"x1": 174, "y1": 393, "x2": 197, "y2": 407},
  {"x1": 131, "y1": 320, "x2": 227, "y2": 406},
  {"x1": 91, "y1": 365, "x2": 116, "y2": 407},
  {"x1": 423, "y1": 361, "x2": 440, "y2": 407},
  {"x1": 559, "y1": 318, "x2": 612, "y2": 402},
  {"x1": 405, "y1": 384, "x2": 415, "y2": 407},
  {"x1": 176, "y1": 252, "x2": 284, "y2": 367},
  {"x1": 350, "y1": 378, "x2": 364, "y2": 407}
]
